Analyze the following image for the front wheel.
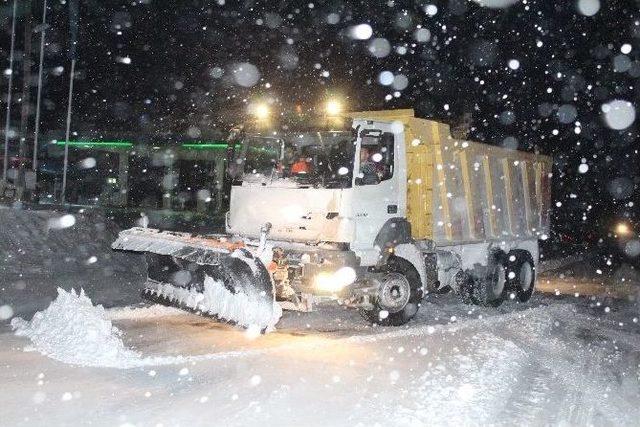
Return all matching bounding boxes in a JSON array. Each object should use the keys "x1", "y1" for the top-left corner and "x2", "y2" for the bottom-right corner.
[{"x1": 359, "y1": 257, "x2": 423, "y2": 326}]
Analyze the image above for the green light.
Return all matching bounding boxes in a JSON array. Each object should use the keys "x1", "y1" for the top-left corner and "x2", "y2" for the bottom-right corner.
[
  {"x1": 181, "y1": 142, "x2": 229, "y2": 150},
  {"x1": 54, "y1": 140, "x2": 133, "y2": 148}
]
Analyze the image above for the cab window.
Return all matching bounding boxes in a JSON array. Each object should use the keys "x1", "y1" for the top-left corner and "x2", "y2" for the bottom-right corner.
[{"x1": 356, "y1": 130, "x2": 394, "y2": 185}]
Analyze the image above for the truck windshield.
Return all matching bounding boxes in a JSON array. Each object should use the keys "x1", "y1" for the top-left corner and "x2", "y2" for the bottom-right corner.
[{"x1": 233, "y1": 131, "x2": 355, "y2": 189}]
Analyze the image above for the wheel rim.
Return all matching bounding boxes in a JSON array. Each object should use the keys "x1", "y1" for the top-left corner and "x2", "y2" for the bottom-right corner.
[
  {"x1": 378, "y1": 273, "x2": 411, "y2": 313},
  {"x1": 490, "y1": 265, "x2": 506, "y2": 298},
  {"x1": 519, "y1": 261, "x2": 533, "y2": 291}
]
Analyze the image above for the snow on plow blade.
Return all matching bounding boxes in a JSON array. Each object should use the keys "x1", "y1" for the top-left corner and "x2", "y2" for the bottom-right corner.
[{"x1": 112, "y1": 228, "x2": 281, "y2": 331}]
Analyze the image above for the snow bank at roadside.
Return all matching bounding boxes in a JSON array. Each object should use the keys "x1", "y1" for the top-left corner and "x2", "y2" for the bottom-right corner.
[{"x1": 11, "y1": 288, "x2": 143, "y2": 368}]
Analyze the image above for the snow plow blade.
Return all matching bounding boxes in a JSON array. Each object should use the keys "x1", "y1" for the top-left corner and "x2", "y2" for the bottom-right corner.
[{"x1": 112, "y1": 228, "x2": 281, "y2": 331}]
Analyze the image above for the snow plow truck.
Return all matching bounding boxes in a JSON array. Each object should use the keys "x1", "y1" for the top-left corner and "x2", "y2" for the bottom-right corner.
[{"x1": 112, "y1": 109, "x2": 552, "y2": 331}]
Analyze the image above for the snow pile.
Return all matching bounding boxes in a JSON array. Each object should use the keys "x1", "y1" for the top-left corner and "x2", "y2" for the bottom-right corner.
[
  {"x1": 11, "y1": 288, "x2": 143, "y2": 368},
  {"x1": 9, "y1": 288, "x2": 266, "y2": 368}
]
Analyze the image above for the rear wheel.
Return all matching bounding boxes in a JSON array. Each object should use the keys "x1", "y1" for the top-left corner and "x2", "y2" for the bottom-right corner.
[
  {"x1": 471, "y1": 253, "x2": 507, "y2": 307},
  {"x1": 506, "y1": 250, "x2": 535, "y2": 302},
  {"x1": 360, "y1": 257, "x2": 423, "y2": 326},
  {"x1": 454, "y1": 270, "x2": 475, "y2": 305}
]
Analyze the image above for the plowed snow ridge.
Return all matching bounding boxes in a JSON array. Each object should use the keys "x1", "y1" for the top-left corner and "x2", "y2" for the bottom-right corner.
[
  {"x1": 11, "y1": 288, "x2": 143, "y2": 368},
  {"x1": 11, "y1": 289, "x2": 272, "y2": 368}
]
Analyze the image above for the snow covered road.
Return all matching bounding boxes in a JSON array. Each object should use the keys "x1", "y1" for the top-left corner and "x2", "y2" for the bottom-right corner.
[
  {"x1": 2, "y1": 291, "x2": 640, "y2": 427},
  {"x1": 2, "y1": 211, "x2": 638, "y2": 426}
]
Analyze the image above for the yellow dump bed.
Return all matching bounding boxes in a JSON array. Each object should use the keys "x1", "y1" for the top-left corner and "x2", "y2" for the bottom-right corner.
[{"x1": 351, "y1": 109, "x2": 552, "y2": 245}]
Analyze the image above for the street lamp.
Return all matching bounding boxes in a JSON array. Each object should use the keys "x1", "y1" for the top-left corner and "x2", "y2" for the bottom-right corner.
[
  {"x1": 249, "y1": 102, "x2": 270, "y2": 120},
  {"x1": 616, "y1": 222, "x2": 632, "y2": 237},
  {"x1": 325, "y1": 99, "x2": 343, "y2": 117}
]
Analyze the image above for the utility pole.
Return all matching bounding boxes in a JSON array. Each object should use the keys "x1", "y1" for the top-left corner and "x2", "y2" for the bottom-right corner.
[
  {"x1": 61, "y1": 0, "x2": 79, "y2": 204},
  {"x1": 60, "y1": 58, "x2": 75, "y2": 205},
  {"x1": 33, "y1": 0, "x2": 48, "y2": 173},
  {"x1": 2, "y1": 0, "x2": 18, "y2": 186},
  {"x1": 16, "y1": 0, "x2": 33, "y2": 200},
  {"x1": 19, "y1": 1, "x2": 32, "y2": 164}
]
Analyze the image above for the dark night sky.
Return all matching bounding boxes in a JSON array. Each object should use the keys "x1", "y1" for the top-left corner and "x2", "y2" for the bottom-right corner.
[{"x1": 1, "y1": 0, "x2": 639, "y2": 236}]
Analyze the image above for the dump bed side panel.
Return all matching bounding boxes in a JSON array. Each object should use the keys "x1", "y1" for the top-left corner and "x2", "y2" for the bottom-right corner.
[
  {"x1": 428, "y1": 126, "x2": 552, "y2": 244},
  {"x1": 431, "y1": 127, "x2": 477, "y2": 243}
]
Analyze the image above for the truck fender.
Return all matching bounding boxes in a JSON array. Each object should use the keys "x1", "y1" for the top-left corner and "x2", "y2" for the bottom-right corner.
[
  {"x1": 393, "y1": 243, "x2": 427, "y2": 292},
  {"x1": 374, "y1": 218, "x2": 412, "y2": 250},
  {"x1": 373, "y1": 218, "x2": 412, "y2": 264}
]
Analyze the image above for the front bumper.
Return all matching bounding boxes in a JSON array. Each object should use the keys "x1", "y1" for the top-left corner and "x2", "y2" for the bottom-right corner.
[{"x1": 265, "y1": 240, "x2": 365, "y2": 297}]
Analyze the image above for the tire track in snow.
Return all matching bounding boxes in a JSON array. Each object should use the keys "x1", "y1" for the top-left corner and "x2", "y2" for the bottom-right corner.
[
  {"x1": 392, "y1": 332, "x2": 531, "y2": 426},
  {"x1": 348, "y1": 310, "x2": 560, "y2": 426},
  {"x1": 502, "y1": 366, "x2": 567, "y2": 425},
  {"x1": 352, "y1": 304, "x2": 640, "y2": 426},
  {"x1": 493, "y1": 306, "x2": 640, "y2": 425}
]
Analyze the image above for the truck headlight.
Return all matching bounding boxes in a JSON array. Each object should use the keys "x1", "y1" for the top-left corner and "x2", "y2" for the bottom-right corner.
[{"x1": 314, "y1": 267, "x2": 357, "y2": 293}]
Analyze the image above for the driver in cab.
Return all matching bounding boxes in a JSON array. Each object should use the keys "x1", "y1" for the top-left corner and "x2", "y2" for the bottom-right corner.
[
  {"x1": 291, "y1": 154, "x2": 311, "y2": 175},
  {"x1": 359, "y1": 146, "x2": 383, "y2": 184}
]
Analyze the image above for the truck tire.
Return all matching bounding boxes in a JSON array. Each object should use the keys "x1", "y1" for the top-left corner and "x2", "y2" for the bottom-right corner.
[
  {"x1": 506, "y1": 250, "x2": 535, "y2": 302},
  {"x1": 471, "y1": 253, "x2": 507, "y2": 307},
  {"x1": 454, "y1": 270, "x2": 474, "y2": 304},
  {"x1": 360, "y1": 256, "x2": 423, "y2": 326}
]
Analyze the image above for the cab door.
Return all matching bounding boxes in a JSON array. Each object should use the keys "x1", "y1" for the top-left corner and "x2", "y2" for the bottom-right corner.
[{"x1": 349, "y1": 122, "x2": 407, "y2": 265}]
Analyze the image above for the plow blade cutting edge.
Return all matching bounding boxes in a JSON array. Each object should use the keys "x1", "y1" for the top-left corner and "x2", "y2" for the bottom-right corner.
[{"x1": 112, "y1": 228, "x2": 282, "y2": 331}]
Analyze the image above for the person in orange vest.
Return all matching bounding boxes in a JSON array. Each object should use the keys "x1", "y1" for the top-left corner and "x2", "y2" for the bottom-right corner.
[{"x1": 290, "y1": 155, "x2": 310, "y2": 174}]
